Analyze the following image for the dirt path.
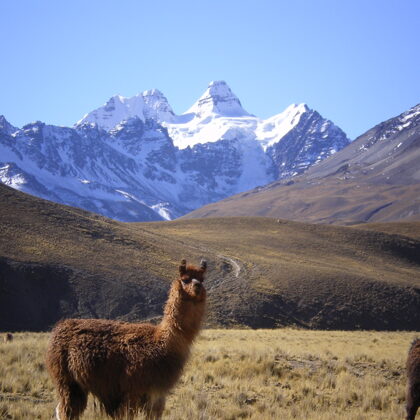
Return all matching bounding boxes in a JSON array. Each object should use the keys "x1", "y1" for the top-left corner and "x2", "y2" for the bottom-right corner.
[
  {"x1": 218, "y1": 254, "x2": 241, "y2": 277},
  {"x1": 136, "y1": 226, "x2": 245, "y2": 291}
]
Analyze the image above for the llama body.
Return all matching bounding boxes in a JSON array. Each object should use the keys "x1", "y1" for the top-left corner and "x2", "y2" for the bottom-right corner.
[
  {"x1": 407, "y1": 338, "x2": 420, "y2": 420},
  {"x1": 47, "y1": 259, "x2": 207, "y2": 420}
]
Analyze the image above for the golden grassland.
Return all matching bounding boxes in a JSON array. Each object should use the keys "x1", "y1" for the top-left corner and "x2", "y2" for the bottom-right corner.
[{"x1": 0, "y1": 329, "x2": 416, "y2": 419}]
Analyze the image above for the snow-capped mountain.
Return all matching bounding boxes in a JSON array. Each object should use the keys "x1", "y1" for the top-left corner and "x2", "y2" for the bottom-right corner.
[
  {"x1": 0, "y1": 81, "x2": 350, "y2": 221},
  {"x1": 264, "y1": 105, "x2": 350, "y2": 178},
  {"x1": 184, "y1": 80, "x2": 251, "y2": 118},
  {"x1": 0, "y1": 115, "x2": 18, "y2": 136},
  {"x1": 77, "y1": 89, "x2": 176, "y2": 130}
]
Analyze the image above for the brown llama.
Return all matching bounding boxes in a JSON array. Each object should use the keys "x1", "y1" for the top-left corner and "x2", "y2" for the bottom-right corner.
[
  {"x1": 46, "y1": 259, "x2": 207, "y2": 420},
  {"x1": 407, "y1": 338, "x2": 420, "y2": 420},
  {"x1": 4, "y1": 333, "x2": 13, "y2": 343}
]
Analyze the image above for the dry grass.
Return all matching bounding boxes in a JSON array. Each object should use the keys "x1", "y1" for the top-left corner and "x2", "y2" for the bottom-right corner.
[
  {"x1": 0, "y1": 329, "x2": 414, "y2": 419},
  {"x1": 183, "y1": 177, "x2": 420, "y2": 226}
]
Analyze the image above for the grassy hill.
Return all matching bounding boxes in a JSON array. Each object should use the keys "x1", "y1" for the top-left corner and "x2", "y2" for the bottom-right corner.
[
  {"x1": 181, "y1": 180, "x2": 420, "y2": 225},
  {"x1": 1, "y1": 183, "x2": 419, "y2": 331}
]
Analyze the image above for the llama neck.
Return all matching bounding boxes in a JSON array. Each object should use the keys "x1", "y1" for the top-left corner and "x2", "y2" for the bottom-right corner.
[{"x1": 158, "y1": 281, "x2": 205, "y2": 349}]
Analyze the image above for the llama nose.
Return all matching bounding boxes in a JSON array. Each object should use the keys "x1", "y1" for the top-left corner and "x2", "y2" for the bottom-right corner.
[{"x1": 192, "y1": 279, "x2": 201, "y2": 288}]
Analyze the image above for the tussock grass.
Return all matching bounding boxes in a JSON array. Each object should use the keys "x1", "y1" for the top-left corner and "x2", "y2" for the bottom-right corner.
[{"x1": 0, "y1": 329, "x2": 413, "y2": 419}]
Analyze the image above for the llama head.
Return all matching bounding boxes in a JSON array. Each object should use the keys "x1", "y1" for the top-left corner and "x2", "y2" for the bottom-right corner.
[{"x1": 178, "y1": 259, "x2": 207, "y2": 301}]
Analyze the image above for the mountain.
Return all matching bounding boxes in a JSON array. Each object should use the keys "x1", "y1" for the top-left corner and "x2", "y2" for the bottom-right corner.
[
  {"x1": 0, "y1": 81, "x2": 350, "y2": 222},
  {"x1": 1, "y1": 183, "x2": 419, "y2": 332},
  {"x1": 184, "y1": 104, "x2": 420, "y2": 224},
  {"x1": 0, "y1": 115, "x2": 17, "y2": 135},
  {"x1": 77, "y1": 89, "x2": 176, "y2": 130},
  {"x1": 183, "y1": 80, "x2": 251, "y2": 118}
]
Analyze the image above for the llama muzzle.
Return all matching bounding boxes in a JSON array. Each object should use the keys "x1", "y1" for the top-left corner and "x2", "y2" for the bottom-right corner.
[{"x1": 192, "y1": 279, "x2": 202, "y2": 293}]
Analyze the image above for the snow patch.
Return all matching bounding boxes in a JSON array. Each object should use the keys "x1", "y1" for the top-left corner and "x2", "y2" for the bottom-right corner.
[
  {"x1": 0, "y1": 164, "x2": 27, "y2": 189},
  {"x1": 151, "y1": 203, "x2": 172, "y2": 220}
]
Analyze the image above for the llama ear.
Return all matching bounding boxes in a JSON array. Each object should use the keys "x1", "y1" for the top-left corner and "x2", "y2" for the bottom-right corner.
[
  {"x1": 179, "y1": 259, "x2": 187, "y2": 275},
  {"x1": 200, "y1": 259, "x2": 207, "y2": 272}
]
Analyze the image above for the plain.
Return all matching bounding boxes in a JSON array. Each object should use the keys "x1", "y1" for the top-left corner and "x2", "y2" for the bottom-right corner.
[{"x1": 0, "y1": 329, "x2": 416, "y2": 419}]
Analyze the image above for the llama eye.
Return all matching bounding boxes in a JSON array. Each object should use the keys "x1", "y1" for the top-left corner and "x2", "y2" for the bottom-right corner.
[{"x1": 182, "y1": 278, "x2": 191, "y2": 284}]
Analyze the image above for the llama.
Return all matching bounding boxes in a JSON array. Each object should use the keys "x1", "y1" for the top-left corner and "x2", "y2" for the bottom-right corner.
[
  {"x1": 46, "y1": 259, "x2": 207, "y2": 420},
  {"x1": 407, "y1": 338, "x2": 420, "y2": 420},
  {"x1": 4, "y1": 333, "x2": 13, "y2": 343}
]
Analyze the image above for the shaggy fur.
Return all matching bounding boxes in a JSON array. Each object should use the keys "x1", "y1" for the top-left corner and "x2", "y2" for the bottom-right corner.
[
  {"x1": 4, "y1": 333, "x2": 13, "y2": 343},
  {"x1": 46, "y1": 259, "x2": 207, "y2": 420},
  {"x1": 407, "y1": 338, "x2": 420, "y2": 420}
]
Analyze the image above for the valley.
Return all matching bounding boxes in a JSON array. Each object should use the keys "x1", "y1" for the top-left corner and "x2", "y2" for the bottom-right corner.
[{"x1": 1, "y1": 183, "x2": 419, "y2": 332}]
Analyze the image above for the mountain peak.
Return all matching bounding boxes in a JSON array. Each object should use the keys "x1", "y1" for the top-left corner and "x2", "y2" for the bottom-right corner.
[
  {"x1": 76, "y1": 89, "x2": 175, "y2": 130},
  {"x1": 140, "y1": 89, "x2": 174, "y2": 122},
  {"x1": 207, "y1": 80, "x2": 231, "y2": 95},
  {"x1": 185, "y1": 80, "x2": 250, "y2": 118},
  {"x1": 0, "y1": 115, "x2": 18, "y2": 135},
  {"x1": 141, "y1": 88, "x2": 165, "y2": 98},
  {"x1": 288, "y1": 103, "x2": 310, "y2": 113}
]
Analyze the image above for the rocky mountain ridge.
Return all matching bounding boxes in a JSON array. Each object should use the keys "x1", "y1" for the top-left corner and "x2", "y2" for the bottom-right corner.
[
  {"x1": 183, "y1": 103, "x2": 420, "y2": 224},
  {"x1": 0, "y1": 81, "x2": 350, "y2": 221}
]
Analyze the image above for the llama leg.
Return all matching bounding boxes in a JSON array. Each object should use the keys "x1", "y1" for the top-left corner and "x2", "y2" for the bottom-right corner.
[
  {"x1": 406, "y1": 383, "x2": 419, "y2": 420},
  {"x1": 152, "y1": 396, "x2": 166, "y2": 419},
  {"x1": 105, "y1": 395, "x2": 128, "y2": 420},
  {"x1": 57, "y1": 382, "x2": 88, "y2": 420},
  {"x1": 55, "y1": 403, "x2": 62, "y2": 420},
  {"x1": 406, "y1": 401, "x2": 418, "y2": 420},
  {"x1": 145, "y1": 396, "x2": 166, "y2": 420}
]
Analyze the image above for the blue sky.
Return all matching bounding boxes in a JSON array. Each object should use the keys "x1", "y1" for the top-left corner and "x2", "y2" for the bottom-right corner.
[{"x1": 1, "y1": 0, "x2": 419, "y2": 139}]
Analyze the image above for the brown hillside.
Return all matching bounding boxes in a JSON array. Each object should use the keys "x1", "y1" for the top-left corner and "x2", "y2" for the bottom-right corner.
[
  {"x1": 181, "y1": 180, "x2": 420, "y2": 224},
  {"x1": 0, "y1": 184, "x2": 419, "y2": 331}
]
